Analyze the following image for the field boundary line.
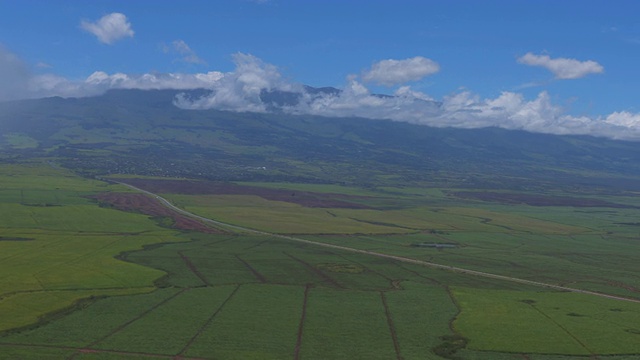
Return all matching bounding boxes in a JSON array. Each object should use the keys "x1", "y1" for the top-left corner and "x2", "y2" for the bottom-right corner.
[
  {"x1": 336, "y1": 254, "x2": 397, "y2": 285},
  {"x1": 528, "y1": 304, "x2": 595, "y2": 356},
  {"x1": 294, "y1": 284, "x2": 311, "y2": 360},
  {"x1": 114, "y1": 181, "x2": 640, "y2": 304},
  {"x1": 78, "y1": 288, "x2": 189, "y2": 353},
  {"x1": 380, "y1": 291, "x2": 403, "y2": 360},
  {"x1": 0, "y1": 342, "x2": 207, "y2": 360},
  {"x1": 234, "y1": 255, "x2": 267, "y2": 283},
  {"x1": 203, "y1": 235, "x2": 238, "y2": 247},
  {"x1": 175, "y1": 284, "x2": 241, "y2": 358},
  {"x1": 178, "y1": 251, "x2": 210, "y2": 286},
  {"x1": 283, "y1": 252, "x2": 343, "y2": 289}
]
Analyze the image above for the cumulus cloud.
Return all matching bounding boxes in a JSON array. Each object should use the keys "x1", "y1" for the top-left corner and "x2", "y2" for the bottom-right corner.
[
  {"x1": 174, "y1": 54, "x2": 640, "y2": 140},
  {"x1": 24, "y1": 70, "x2": 224, "y2": 99},
  {"x1": 293, "y1": 86, "x2": 640, "y2": 139},
  {"x1": 5, "y1": 48, "x2": 640, "y2": 141},
  {"x1": 85, "y1": 70, "x2": 223, "y2": 89},
  {"x1": 80, "y1": 13, "x2": 134, "y2": 44},
  {"x1": 176, "y1": 53, "x2": 300, "y2": 112},
  {"x1": 604, "y1": 111, "x2": 640, "y2": 128},
  {"x1": 163, "y1": 40, "x2": 206, "y2": 65},
  {"x1": 362, "y1": 56, "x2": 440, "y2": 86},
  {"x1": 517, "y1": 53, "x2": 604, "y2": 79},
  {"x1": 0, "y1": 46, "x2": 223, "y2": 100}
]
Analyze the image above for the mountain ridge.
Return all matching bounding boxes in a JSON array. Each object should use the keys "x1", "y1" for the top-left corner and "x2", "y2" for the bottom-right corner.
[{"x1": 1, "y1": 88, "x2": 640, "y2": 192}]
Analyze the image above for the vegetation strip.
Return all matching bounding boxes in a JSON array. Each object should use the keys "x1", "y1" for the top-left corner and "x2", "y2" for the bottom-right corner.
[
  {"x1": 527, "y1": 303, "x2": 595, "y2": 356},
  {"x1": 234, "y1": 255, "x2": 267, "y2": 283},
  {"x1": 175, "y1": 285, "x2": 241, "y2": 357},
  {"x1": 178, "y1": 251, "x2": 210, "y2": 286},
  {"x1": 0, "y1": 343, "x2": 206, "y2": 360},
  {"x1": 115, "y1": 181, "x2": 640, "y2": 304},
  {"x1": 380, "y1": 292, "x2": 404, "y2": 360},
  {"x1": 81, "y1": 288, "x2": 189, "y2": 350},
  {"x1": 293, "y1": 284, "x2": 311, "y2": 360},
  {"x1": 337, "y1": 254, "x2": 397, "y2": 286},
  {"x1": 283, "y1": 252, "x2": 343, "y2": 289}
]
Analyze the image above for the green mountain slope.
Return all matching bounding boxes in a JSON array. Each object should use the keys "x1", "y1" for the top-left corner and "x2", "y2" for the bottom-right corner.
[{"x1": 2, "y1": 89, "x2": 640, "y2": 191}]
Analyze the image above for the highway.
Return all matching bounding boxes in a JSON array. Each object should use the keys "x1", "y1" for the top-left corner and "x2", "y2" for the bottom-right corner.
[{"x1": 115, "y1": 180, "x2": 640, "y2": 304}]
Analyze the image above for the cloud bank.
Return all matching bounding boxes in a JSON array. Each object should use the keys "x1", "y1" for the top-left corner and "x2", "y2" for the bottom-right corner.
[
  {"x1": 176, "y1": 53, "x2": 300, "y2": 112},
  {"x1": 25, "y1": 71, "x2": 224, "y2": 100},
  {"x1": 80, "y1": 13, "x2": 134, "y2": 44},
  {"x1": 362, "y1": 56, "x2": 440, "y2": 86},
  {"x1": 2, "y1": 47, "x2": 639, "y2": 141},
  {"x1": 174, "y1": 54, "x2": 640, "y2": 140},
  {"x1": 518, "y1": 53, "x2": 604, "y2": 79}
]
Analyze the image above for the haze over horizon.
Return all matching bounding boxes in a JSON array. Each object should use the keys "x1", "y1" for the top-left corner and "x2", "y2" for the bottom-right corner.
[{"x1": 2, "y1": 0, "x2": 640, "y2": 139}]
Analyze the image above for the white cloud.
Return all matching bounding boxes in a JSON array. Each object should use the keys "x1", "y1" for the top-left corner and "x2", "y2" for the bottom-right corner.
[
  {"x1": 85, "y1": 71, "x2": 223, "y2": 89},
  {"x1": 517, "y1": 53, "x2": 604, "y2": 79},
  {"x1": 362, "y1": 56, "x2": 440, "y2": 86},
  {"x1": 4, "y1": 48, "x2": 640, "y2": 141},
  {"x1": 394, "y1": 86, "x2": 434, "y2": 101},
  {"x1": 176, "y1": 53, "x2": 300, "y2": 112},
  {"x1": 604, "y1": 111, "x2": 640, "y2": 129},
  {"x1": 24, "y1": 70, "x2": 224, "y2": 99},
  {"x1": 80, "y1": 13, "x2": 134, "y2": 45},
  {"x1": 163, "y1": 40, "x2": 206, "y2": 65},
  {"x1": 171, "y1": 54, "x2": 640, "y2": 140}
]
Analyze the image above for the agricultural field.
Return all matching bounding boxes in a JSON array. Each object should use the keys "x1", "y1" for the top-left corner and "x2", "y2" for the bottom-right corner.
[
  {"x1": 0, "y1": 164, "x2": 180, "y2": 334},
  {"x1": 1, "y1": 168, "x2": 640, "y2": 359}
]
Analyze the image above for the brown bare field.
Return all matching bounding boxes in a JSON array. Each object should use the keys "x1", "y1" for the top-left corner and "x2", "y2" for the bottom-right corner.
[
  {"x1": 452, "y1": 191, "x2": 636, "y2": 208},
  {"x1": 91, "y1": 192, "x2": 224, "y2": 233},
  {"x1": 113, "y1": 178, "x2": 372, "y2": 209}
]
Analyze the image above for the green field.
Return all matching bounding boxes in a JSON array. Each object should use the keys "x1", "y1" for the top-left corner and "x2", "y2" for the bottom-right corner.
[
  {"x1": 454, "y1": 288, "x2": 640, "y2": 355},
  {"x1": 1, "y1": 164, "x2": 640, "y2": 359},
  {"x1": 0, "y1": 164, "x2": 180, "y2": 334}
]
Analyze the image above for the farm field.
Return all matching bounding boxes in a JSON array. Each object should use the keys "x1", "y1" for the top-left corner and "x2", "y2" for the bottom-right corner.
[
  {"x1": 0, "y1": 168, "x2": 640, "y2": 359},
  {"x1": 0, "y1": 164, "x2": 183, "y2": 334},
  {"x1": 453, "y1": 287, "x2": 640, "y2": 355}
]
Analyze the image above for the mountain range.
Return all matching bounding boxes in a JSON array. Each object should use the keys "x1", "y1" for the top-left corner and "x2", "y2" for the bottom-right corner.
[{"x1": 1, "y1": 88, "x2": 640, "y2": 193}]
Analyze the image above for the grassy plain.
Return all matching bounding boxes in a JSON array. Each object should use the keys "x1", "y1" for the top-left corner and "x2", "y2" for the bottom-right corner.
[
  {"x1": 93, "y1": 286, "x2": 238, "y2": 355},
  {"x1": 184, "y1": 284, "x2": 303, "y2": 359},
  {"x1": 0, "y1": 163, "x2": 178, "y2": 333},
  {"x1": 454, "y1": 287, "x2": 640, "y2": 355},
  {"x1": 168, "y1": 194, "x2": 410, "y2": 234},
  {"x1": 300, "y1": 287, "x2": 397, "y2": 359},
  {"x1": 1, "y1": 167, "x2": 640, "y2": 359}
]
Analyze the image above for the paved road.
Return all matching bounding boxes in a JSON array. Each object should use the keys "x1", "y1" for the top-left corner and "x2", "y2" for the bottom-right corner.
[{"x1": 115, "y1": 180, "x2": 640, "y2": 304}]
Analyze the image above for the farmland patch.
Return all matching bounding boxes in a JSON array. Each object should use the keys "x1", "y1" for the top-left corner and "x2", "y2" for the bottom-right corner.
[
  {"x1": 317, "y1": 262, "x2": 364, "y2": 273},
  {"x1": 114, "y1": 178, "x2": 374, "y2": 209},
  {"x1": 453, "y1": 191, "x2": 636, "y2": 208},
  {"x1": 90, "y1": 192, "x2": 224, "y2": 233},
  {"x1": 453, "y1": 287, "x2": 640, "y2": 355}
]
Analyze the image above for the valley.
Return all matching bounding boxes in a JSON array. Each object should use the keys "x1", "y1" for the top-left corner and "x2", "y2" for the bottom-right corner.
[{"x1": 0, "y1": 91, "x2": 639, "y2": 359}]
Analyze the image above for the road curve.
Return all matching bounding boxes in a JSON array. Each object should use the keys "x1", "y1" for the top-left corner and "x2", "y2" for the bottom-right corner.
[{"x1": 114, "y1": 180, "x2": 640, "y2": 304}]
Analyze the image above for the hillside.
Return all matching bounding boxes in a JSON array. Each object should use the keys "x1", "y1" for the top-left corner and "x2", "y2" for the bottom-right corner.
[
  {"x1": 2, "y1": 90, "x2": 640, "y2": 359},
  {"x1": 1, "y1": 89, "x2": 640, "y2": 192}
]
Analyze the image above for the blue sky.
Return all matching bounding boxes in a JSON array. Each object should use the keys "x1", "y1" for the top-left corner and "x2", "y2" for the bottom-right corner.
[{"x1": 2, "y1": 0, "x2": 640, "y2": 139}]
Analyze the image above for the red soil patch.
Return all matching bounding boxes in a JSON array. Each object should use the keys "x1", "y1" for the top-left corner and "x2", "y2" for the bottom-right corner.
[
  {"x1": 452, "y1": 191, "x2": 636, "y2": 208},
  {"x1": 113, "y1": 178, "x2": 373, "y2": 209},
  {"x1": 91, "y1": 192, "x2": 224, "y2": 234}
]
